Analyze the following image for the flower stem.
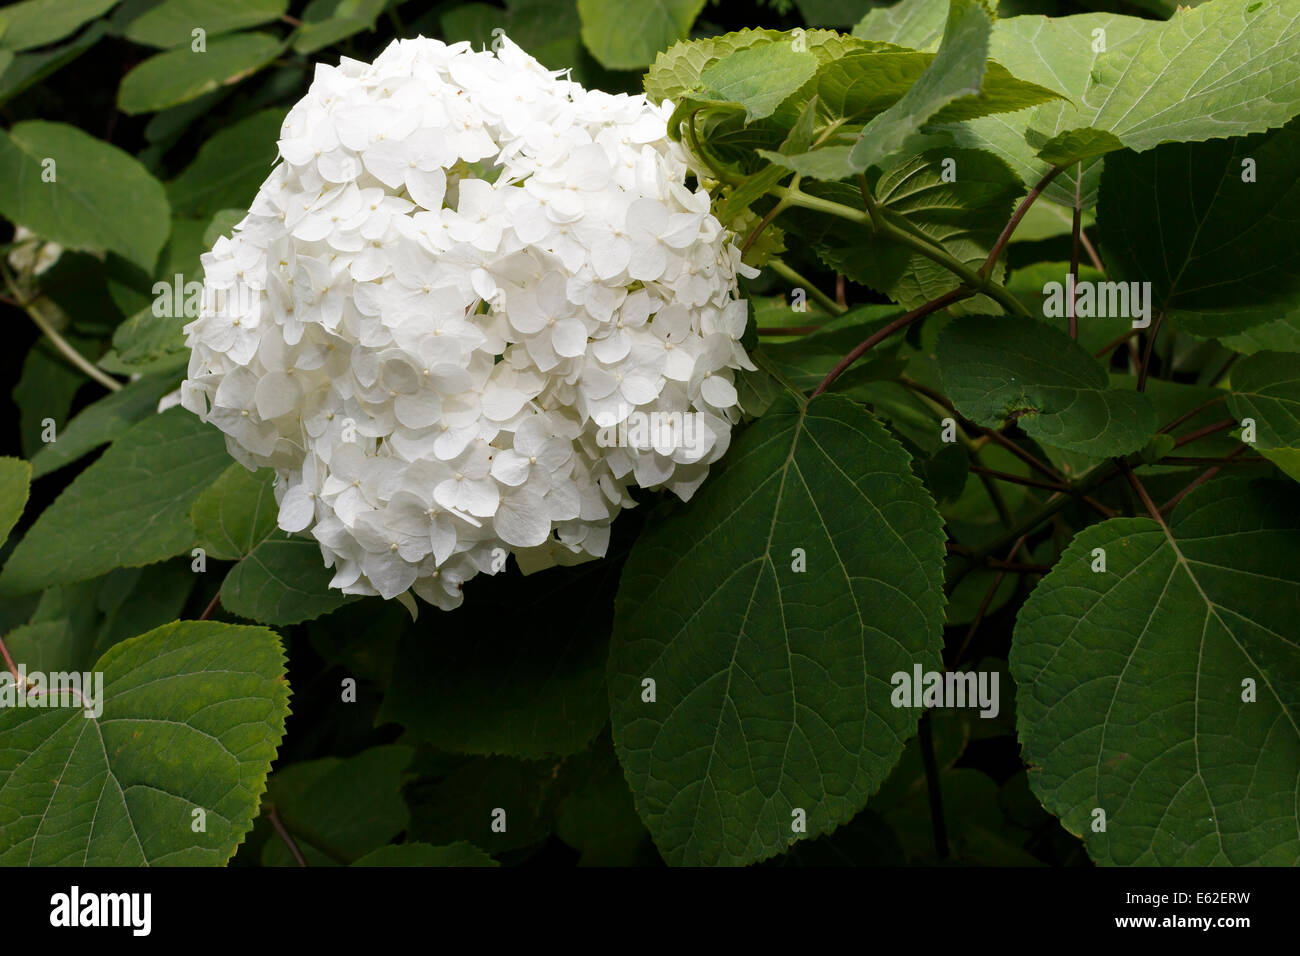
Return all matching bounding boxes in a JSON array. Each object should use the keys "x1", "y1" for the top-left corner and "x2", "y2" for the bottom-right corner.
[
  {"x1": 981, "y1": 164, "x2": 1066, "y2": 279},
  {"x1": 767, "y1": 258, "x2": 844, "y2": 316},
  {"x1": 2, "y1": 269, "x2": 122, "y2": 392},
  {"x1": 812, "y1": 288, "x2": 968, "y2": 397},
  {"x1": 777, "y1": 185, "x2": 1032, "y2": 318}
]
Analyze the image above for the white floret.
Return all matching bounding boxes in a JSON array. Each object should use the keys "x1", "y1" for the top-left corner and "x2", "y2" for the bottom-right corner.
[{"x1": 181, "y1": 34, "x2": 755, "y2": 610}]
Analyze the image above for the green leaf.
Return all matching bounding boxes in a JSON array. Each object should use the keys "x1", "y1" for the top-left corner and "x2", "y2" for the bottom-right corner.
[
  {"x1": 609, "y1": 394, "x2": 946, "y2": 866},
  {"x1": 852, "y1": 0, "x2": 946, "y2": 50},
  {"x1": 0, "y1": 407, "x2": 229, "y2": 595},
  {"x1": 202, "y1": 207, "x2": 245, "y2": 248},
  {"x1": 12, "y1": 336, "x2": 92, "y2": 459},
  {"x1": 262, "y1": 745, "x2": 411, "y2": 865},
  {"x1": 378, "y1": 557, "x2": 616, "y2": 759},
  {"x1": 1035, "y1": 127, "x2": 1124, "y2": 166},
  {"x1": 117, "y1": 32, "x2": 282, "y2": 114},
  {"x1": 438, "y1": 1, "x2": 501, "y2": 46},
  {"x1": 93, "y1": 562, "x2": 195, "y2": 661},
  {"x1": 1006, "y1": 260, "x2": 1116, "y2": 359},
  {"x1": 756, "y1": 306, "x2": 905, "y2": 390},
  {"x1": 937, "y1": 314, "x2": 1157, "y2": 456},
  {"x1": 486, "y1": 0, "x2": 588, "y2": 79},
  {"x1": 849, "y1": 0, "x2": 994, "y2": 172},
  {"x1": 0, "y1": 458, "x2": 32, "y2": 545},
  {"x1": 645, "y1": 29, "x2": 785, "y2": 104},
  {"x1": 191, "y1": 464, "x2": 278, "y2": 562},
  {"x1": 801, "y1": 149, "x2": 1022, "y2": 312},
  {"x1": 220, "y1": 534, "x2": 352, "y2": 626},
  {"x1": 1006, "y1": 203, "x2": 1094, "y2": 244},
  {"x1": 814, "y1": 50, "x2": 933, "y2": 122},
  {"x1": 0, "y1": 0, "x2": 119, "y2": 51},
  {"x1": 700, "y1": 44, "x2": 818, "y2": 123},
  {"x1": 406, "y1": 755, "x2": 560, "y2": 853},
  {"x1": 0, "y1": 619, "x2": 290, "y2": 865},
  {"x1": 1086, "y1": 0, "x2": 1300, "y2": 153},
  {"x1": 291, "y1": 0, "x2": 385, "y2": 55},
  {"x1": 184, "y1": 460, "x2": 350, "y2": 626},
  {"x1": 938, "y1": 12, "x2": 1154, "y2": 209},
  {"x1": 98, "y1": 306, "x2": 190, "y2": 377},
  {"x1": 554, "y1": 735, "x2": 653, "y2": 866},
  {"x1": 125, "y1": 0, "x2": 289, "y2": 47},
  {"x1": 717, "y1": 163, "x2": 790, "y2": 223},
  {"x1": 1260, "y1": 447, "x2": 1300, "y2": 484},
  {"x1": 0, "y1": 21, "x2": 106, "y2": 107},
  {"x1": 29, "y1": 373, "x2": 181, "y2": 479},
  {"x1": 797, "y1": 0, "x2": 874, "y2": 29},
  {"x1": 352, "y1": 842, "x2": 498, "y2": 866},
  {"x1": 1219, "y1": 312, "x2": 1300, "y2": 356},
  {"x1": 1227, "y1": 351, "x2": 1300, "y2": 450},
  {"x1": 578, "y1": 0, "x2": 705, "y2": 71},
  {"x1": 0, "y1": 121, "x2": 170, "y2": 272},
  {"x1": 946, "y1": 0, "x2": 1300, "y2": 208},
  {"x1": 166, "y1": 108, "x2": 285, "y2": 217},
  {"x1": 1012, "y1": 478, "x2": 1300, "y2": 865},
  {"x1": 758, "y1": 144, "x2": 856, "y2": 181},
  {"x1": 1097, "y1": 124, "x2": 1300, "y2": 338}
]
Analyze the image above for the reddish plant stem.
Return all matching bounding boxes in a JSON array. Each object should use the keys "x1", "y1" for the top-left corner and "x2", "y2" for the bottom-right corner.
[
  {"x1": 951, "y1": 532, "x2": 1029, "y2": 667},
  {"x1": 1094, "y1": 328, "x2": 1140, "y2": 358},
  {"x1": 267, "y1": 807, "x2": 308, "y2": 867},
  {"x1": 0, "y1": 634, "x2": 20, "y2": 683},
  {"x1": 1209, "y1": 352, "x2": 1240, "y2": 388},
  {"x1": 987, "y1": 558, "x2": 1053, "y2": 573},
  {"x1": 978, "y1": 428, "x2": 1064, "y2": 482},
  {"x1": 1068, "y1": 165, "x2": 1083, "y2": 340},
  {"x1": 1136, "y1": 310, "x2": 1166, "y2": 392},
  {"x1": 1079, "y1": 228, "x2": 1104, "y2": 274},
  {"x1": 812, "y1": 288, "x2": 969, "y2": 397},
  {"x1": 970, "y1": 464, "x2": 1069, "y2": 493},
  {"x1": 897, "y1": 378, "x2": 1115, "y2": 518},
  {"x1": 1172, "y1": 417, "x2": 1237, "y2": 449},
  {"x1": 1159, "y1": 454, "x2": 1264, "y2": 466},
  {"x1": 1158, "y1": 394, "x2": 1227, "y2": 435},
  {"x1": 1159, "y1": 447, "x2": 1248, "y2": 514},
  {"x1": 1119, "y1": 461, "x2": 1171, "y2": 532},
  {"x1": 199, "y1": 591, "x2": 221, "y2": 621},
  {"x1": 980, "y1": 165, "x2": 1066, "y2": 278}
]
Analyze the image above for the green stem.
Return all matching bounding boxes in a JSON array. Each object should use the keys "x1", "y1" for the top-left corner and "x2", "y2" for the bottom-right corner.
[
  {"x1": 2, "y1": 269, "x2": 121, "y2": 392},
  {"x1": 777, "y1": 185, "x2": 1031, "y2": 318},
  {"x1": 768, "y1": 258, "x2": 844, "y2": 316},
  {"x1": 969, "y1": 455, "x2": 1136, "y2": 565},
  {"x1": 688, "y1": 111, "x2": 741, "y2": 187},
  {"x1": 741, "y1": 177, "x2": 797, "y2": 257}
]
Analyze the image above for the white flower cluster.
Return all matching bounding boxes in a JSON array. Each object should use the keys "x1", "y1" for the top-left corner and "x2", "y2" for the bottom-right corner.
[{"x1": 181, "y1": 35, "x2": 755, "y2": 609}]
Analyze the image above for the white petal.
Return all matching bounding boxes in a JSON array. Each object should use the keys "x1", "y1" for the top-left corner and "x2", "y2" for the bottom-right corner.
[{"x1": 495, "y1": 490, "x2": 550, "y2": 548}]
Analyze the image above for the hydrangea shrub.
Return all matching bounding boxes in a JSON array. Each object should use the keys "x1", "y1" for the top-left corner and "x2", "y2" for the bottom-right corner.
[{"x1": 0, "y1": 0, "x2": 1297, "y2": 871}]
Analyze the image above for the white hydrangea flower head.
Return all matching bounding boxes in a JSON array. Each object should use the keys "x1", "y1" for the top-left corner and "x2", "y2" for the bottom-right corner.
[{"x1": 181, "y1": 34, "x2": 755, "y2": 610}]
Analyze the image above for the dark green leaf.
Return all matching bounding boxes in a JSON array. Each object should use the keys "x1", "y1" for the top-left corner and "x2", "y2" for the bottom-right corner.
[{"x1": 609, "y1": 394, "x2": 946, "y2": 865}]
